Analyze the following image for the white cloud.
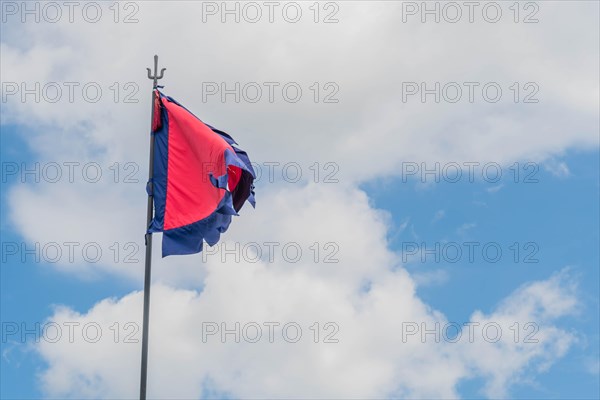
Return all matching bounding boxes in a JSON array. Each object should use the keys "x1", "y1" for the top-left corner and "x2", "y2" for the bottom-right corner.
[
  {"x1": 1, "y1": 2, "x2": 598, "y2": 178},
  {"x1": 543, "y1": 159, "x2": 571, "y2": 178},
  {"x1": 486, "y1": 183, "x2": 504, "y2": 193},
  {"x1": 35, "y1": 268, "x2": 578, "y2": 399},
  {"x1": 431, "y1": 210, "x2": 445, "y2": 224},
  {"x1": 456, "y1": 222, "x2": 477, "y2": 236},
  {"x1": 585, "y1": 357, "x2": 600, "y2": 375},
  {"x1": 2, "y1": 1, "x2": 598, "y2": 398},
  {"x1": 411, "y1": 268, "x2": 449, "y2": 287},
  {"x1": 459, "y1": 269, "x2": 579, "y2": 397},
  {"x1": 2, "y1": 2, "x2": 598, "y2": 281}
]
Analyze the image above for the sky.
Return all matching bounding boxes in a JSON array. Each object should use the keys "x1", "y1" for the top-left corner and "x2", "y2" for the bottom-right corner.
[{"x1": 1, "y1": 1, "x2": 599, "y2": 399}]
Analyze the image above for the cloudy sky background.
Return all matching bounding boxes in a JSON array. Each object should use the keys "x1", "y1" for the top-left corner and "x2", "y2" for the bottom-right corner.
[{"x1": 1, "y1": 1, "x2": 599, "y2": 399}]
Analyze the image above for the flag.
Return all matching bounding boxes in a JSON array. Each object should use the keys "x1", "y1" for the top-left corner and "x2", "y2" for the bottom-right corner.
[{"x1": 147, "y1": 90, "x2": 255, "y2": 257}]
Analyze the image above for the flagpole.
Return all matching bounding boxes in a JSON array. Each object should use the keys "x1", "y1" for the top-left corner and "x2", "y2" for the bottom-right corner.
[{"x1": 140, "y1": 55, "x2": 165, "y2": 400}]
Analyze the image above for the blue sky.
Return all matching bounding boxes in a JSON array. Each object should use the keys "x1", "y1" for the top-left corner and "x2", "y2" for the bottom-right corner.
[
  {"x1": 1, "y1": 1, "x2": 599, "y2": 399},
  {"x1": 363, "y1": 150, "x2": 600, "y2": 398},
  {"x1": 2, "y1": 125, "x2": 598, "y2": 398},
  {"x1": 1, "y1": 126, "x2": 139, "y2": 399}
]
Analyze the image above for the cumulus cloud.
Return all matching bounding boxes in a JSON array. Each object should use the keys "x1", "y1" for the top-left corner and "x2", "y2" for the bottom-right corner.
[
  {"x1": 2, "y1": 2, "x2": 598, "y2": 173},
  {"x1": 1, "y1": 1, "x2": 597, "y2": 398},
  {"x1": 35, "y1": 268, "x2": 578, "y2": 399},
  {"x1": 3, "y1": 3, "x2": 598, "y2": 277},
  {"x1": 459, "y1": 269, "x2": 579, "y2": 397}
]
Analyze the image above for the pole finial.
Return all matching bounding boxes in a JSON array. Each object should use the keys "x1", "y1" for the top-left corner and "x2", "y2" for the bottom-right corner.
[{"x1": 146, "y1": 55, "x2": 166, "y2": 88}]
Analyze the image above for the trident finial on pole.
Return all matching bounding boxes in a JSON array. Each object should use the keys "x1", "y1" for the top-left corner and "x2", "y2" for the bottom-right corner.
[{"x1": 146, "y1": 55, "x2": 166, "y2": 88}]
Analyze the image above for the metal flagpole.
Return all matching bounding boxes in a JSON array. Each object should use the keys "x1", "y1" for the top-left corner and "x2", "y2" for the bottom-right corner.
[{"x1": 140, "y1": 55, "x2": 165, "y2": 400}]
